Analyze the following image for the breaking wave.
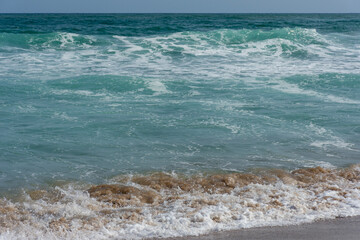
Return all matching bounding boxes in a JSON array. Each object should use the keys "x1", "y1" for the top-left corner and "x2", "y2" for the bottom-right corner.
[
  {"x1": 0, "y1": 27, "x2": 327, "y2": 57},
  {"x1": 113, "y1": 27, "x2": 328, "y2": 58},
  {"x1": 0, "y1": 165, "x2": 359, "y2": 240},
  {"x1": 0, "y1": 32, "x2": 100, "y2": 50}
]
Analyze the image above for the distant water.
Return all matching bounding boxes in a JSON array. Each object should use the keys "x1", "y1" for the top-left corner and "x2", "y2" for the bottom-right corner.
[{"x1": 0, "y1": 14, "x2": 359, "y2": 239}]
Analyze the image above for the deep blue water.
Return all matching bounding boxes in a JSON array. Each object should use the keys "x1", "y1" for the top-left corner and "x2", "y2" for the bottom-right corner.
[{"x1": 0, "y1": 14, "x2": 360, "y2": 192}]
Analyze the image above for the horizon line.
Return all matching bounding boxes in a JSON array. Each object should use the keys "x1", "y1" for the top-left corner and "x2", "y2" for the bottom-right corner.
[{"x1": 1, "y1": 12, "x2": 360, "y2": 14}]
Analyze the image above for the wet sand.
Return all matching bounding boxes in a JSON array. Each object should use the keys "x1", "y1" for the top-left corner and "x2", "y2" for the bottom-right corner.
[{"x1": 163, "y1": 216, "x2": 360, "y2": 240}]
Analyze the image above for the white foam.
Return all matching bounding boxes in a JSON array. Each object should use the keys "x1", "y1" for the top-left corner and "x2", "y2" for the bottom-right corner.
[
  {"x1": 2, "y1": 28, "x2": 360, "y2": 83},
  {"x1": 306, "y1": 123, "x2": 355, "y2": 150},
  {"x1": 52, "y1": 112, "x2": 78, "y2": 121},
  {"x1": 280, "y1": 158, "x2": 336, "y2": 169},
  {"x1": 51, "y1": 89, "x2": 107, "y2": 97},
  {"x1": 308, "y1": 122, "x2": 327, "y2": 135},
  {"x1": 310, "y1": 140, "x2": 353, "y2": 150},
  {"x1": 58, "y1": 33, "x2": 78, "y2": 48},
  {"x1": 60, "y1": 52, "x2": 78, "y2": 61},
  {"x1": 269, "y1": 79, "x2": 360, "y2": 104},
  {"x1": 1, "y1": 170, "x2": 359, "y2": 240},
  {"x1": 202, "y1": 119, "x2": 241, "y2": 134},
  {"x1": 17, "y1": 105, "x2": 37, "y2": 113},
  {"x1": 147, "y1": 80, "x2": 170, "y2": 95}
]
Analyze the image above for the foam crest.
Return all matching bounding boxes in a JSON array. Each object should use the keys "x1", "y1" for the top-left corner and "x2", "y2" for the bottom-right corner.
[
  {"x1": 1, "y1": 165, "x2": 359, "y2": 239},
  {"x1": 2, "y1": 28, "x2": 359, "y2": 81},
  {"x1": 52, "y1": 112, "x2": 78, "y2": 121},
  {"x1": 0, "y1": 32, "x2": 97, "y2": 51},
  {"x1": 269, "y1": 79, "x2": 360, "y2": 104},
  {"x1": 201, "y1": 119, "x2": 241, "y2": 134},
  {"x1": 111, "y1": 28, "x2": 328, "y2": 58},
  {"x1": 147, "y1": 80, "x2": 171, "y2": 95}
]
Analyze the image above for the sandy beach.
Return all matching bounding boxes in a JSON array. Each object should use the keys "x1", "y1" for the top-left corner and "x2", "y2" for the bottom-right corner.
[{"x1": 162, "y1": 216, "x2": 360, "y2": 240}]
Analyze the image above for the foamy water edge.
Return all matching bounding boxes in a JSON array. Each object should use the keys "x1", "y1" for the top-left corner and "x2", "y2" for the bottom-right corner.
[{"x1": 1, "y1": 165, "x2": 359, "y2": 240}]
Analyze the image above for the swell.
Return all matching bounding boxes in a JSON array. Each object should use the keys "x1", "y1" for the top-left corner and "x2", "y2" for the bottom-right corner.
[
  {"x1": 0, "y1": 32, "x2": 100, "y2": 50},
  {"x1": 0, "y1": 165, "x2": 359, "y2": 239},
  {"x1": 1, "y1": 14, "x2": 360, "y2": 36}
]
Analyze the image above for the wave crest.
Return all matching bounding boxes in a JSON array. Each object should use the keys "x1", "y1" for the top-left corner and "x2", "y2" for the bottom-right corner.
[
  {"x1": 112, "y1": 27, "x2": 328, "y2": 59},
  {"x1": 0, "y1": 32, "x2": 98, "y2": 50}
]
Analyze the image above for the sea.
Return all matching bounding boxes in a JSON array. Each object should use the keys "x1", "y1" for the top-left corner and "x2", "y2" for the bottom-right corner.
[{"x1": 0, "y1": 14, "x2": 359, "y2": 239}]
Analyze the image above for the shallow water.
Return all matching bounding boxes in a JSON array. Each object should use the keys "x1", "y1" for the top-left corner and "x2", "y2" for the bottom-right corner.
[
  {"x1": 0, "y1": 166, "x2": 359, "y2": 239},
  {"x1": 0, "y1": 14, "x2": 359, "y2": 239}
]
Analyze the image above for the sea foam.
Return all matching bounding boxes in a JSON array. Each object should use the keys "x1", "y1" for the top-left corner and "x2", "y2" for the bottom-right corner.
[{"x1": 0, "y1": 165, "x2": 359, "y2": 240}]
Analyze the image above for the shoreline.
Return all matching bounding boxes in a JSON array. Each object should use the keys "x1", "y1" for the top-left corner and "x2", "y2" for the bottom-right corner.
[
  {"x1": 162, "y1": 216, "x2": 360, "y2": 240},
  {"x1": 0, "y1": 165, "x2": 359, "y2": 239}
]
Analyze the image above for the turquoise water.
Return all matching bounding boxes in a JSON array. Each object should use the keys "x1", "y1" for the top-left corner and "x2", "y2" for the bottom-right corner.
[{"x1": 0, "y1": 14, "x2": 360, "y2": 193}]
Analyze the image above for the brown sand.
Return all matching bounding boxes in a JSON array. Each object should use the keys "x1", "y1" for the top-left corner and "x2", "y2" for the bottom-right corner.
[{"x1": 162, "y1": 216, "x2": 360, "y2": 240}]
